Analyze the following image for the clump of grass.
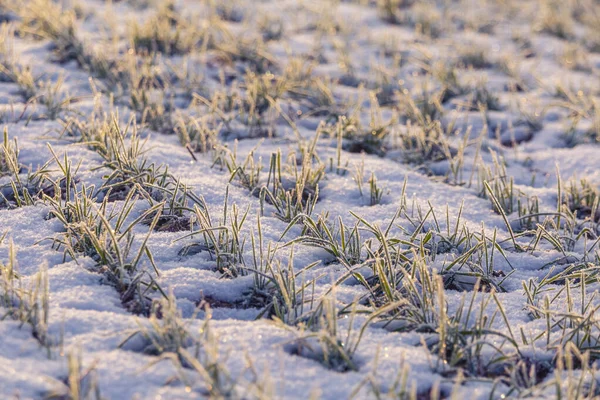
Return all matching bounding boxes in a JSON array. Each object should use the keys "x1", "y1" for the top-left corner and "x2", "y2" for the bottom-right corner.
[
  {"x1": 377, "y1": 1, "x2": 443, "y2": 39},
  {"x1": 0, "y1": 24, "x2": 39, "y2": 100},
  {"x1": 523, "y1": 276, "x2": 600, "y2": 371},
  {"x1": 397, "y1": 83, "x2": 444, "y2": 128},
  {"x1": 513, "y1": 101, "x2": 545, "y2": 141},
  {"x1": 432, "y1": 62, "x2": 467, "y2": 103},
  {"x1": 239, "y1": 71, "x2": 290, "y2": 135},
  {"x1": 503, "y1": 343, "x2": 598, "y2": 397},
  {"x1": 0, "y1": 241, "x2": 51, "y2": 347},
  {"x1": 139, "y1": 96, "x2": 175, "y2": 134},
  {"x1": 213, "y1": 0, "x2": 245, "y2": 23},
  {"x1": 84, "y1": 116, "x2": 181, "y2": 203},
  {"x1": 374, "y1": 33, "x2": 404, "y2": 60},
  {"x1": 585, "y1": 103, "x2": 600, "y2": 144},
  {"x1": 46, "y1": 351, "x2": 102, "y2": 400},
  {"x1": 142, "y1": 175, "x2": 204, "y2": 233},
  {"x1": 259, "y1": 149, "x2": 323, "y2": 223},
  {"x1": 284, "y1": 297, "x2": 391, "y2": 373},
  {"x1": 0, "y1": 57, "x2": 39, "y2": 102},
  {"x1": 0, "y1": 170, "x2": 52, "y2": 209},
  {"x1": 560, "y1": 98, "x2": 600, "y2": 146},
  {"x1": 38, "y1": 76, "x2": 75, "y2": 120},
  {"x1": 175, "y1": 115, "x2": 220, "y2": 154},
  {"x1": 302, "y1": 2, "x2": 345, "y2": 36},
  {"x1": 405, "y1": 3, "x2": 443, "y2": 39},
  {"x1": 0, "y1": 60, "x2": 73, "y2": 119},
  {"x1": 535, "y1": 0, "x2": 574, "y2": 39},
  {"x1": 216, "y1": 142, "x2": 263, "y2": 195},
  {"x1": 424, "y1": 202, "x2": 472, "y2": 257},
  {"x1": 215, "y1": 34, "x2": 276, "y2": 74},
  {"x1": 329, "y1": 126, "x2": 350, "y2": 176},
  {"x1": 178, "y1": 188, "x2": 249, "y2": 278},
  {"x1": 130, "y1": 2, "x2": 200, "y2": 56},
  {"x1": 321, "y1": 93, "x2": 395, "y2": 156},
  {"x1": 122, "y1": 52, "x2": 169, "y2": 93},
  {"x1": 283, "y1": 213, "x2": 362, "y2": 266},
  {"x1": 14, "y1": 0, "x2": 117, "y2": 84},
  {"x1": 364, "y1": 251, "x2": 440, "y2": 331},
  {"x1": 334, "y1": 40, "x2": 360, "y2": 88},
  {"x1": 394, "y1": 122, "x2": 455, "y2": 166},
  {"x1": 258, "y1": 256, "x2": 320, "y2": 324},
  {"x1": 369, "y1": 62, "x2": 403, "y2": 106},
  {"x1": 511, "y1": 31, "x2": 536, "y2": 59},
  {"x1": 457, "y1": 8, "x2": 496, "y2": 35},
  {"x1": 443, "y1": 131, "x2": 470, "y2": 186},
  {"x1": 48, "y1": 180, "x2": 165, "y2": 314},
  {"x1": 563, "y1": 177, "x2": 599, "y2": 222},
  {"x1": 428, "y1": 282, "x2": 521, "y2": 378},
  {"x1": 193, "y1": 71, "x2": 289, "y2": 139},
  {"x1": 122, "y1": 297, "x2": 244, "y2": 396},
  {"x1": 464, "y1": 81, "x2": 502, "y2": 111},
  {"x1": 60, "y1": 112, "x2": 115, "y2": 145},
  {"x1": 172, "y1": 308, "x2": 241, "y2": 398},
  {"x1": 457, "y1": 46, "x2": 492, "y2": 69},
  {"x1": 258, "y1": 14, "x2": 284, "y2": 42},
  {"x1": 353, "y1": 355, "x2": 445, "y2": 398},
  {"x1": 558, "y1": 43, "x2": 592, "y2": 72},
  {"x1": 441, "y1": 226, "x2": 514, "y2": 292},
  {"x1": 516, "y1": 194, "x2": 541, "y2": 232},
  {"x1": 499, "y1": 56, "x2": 529, "y2": 92},
  {"x1": 0, "y1": 134, "x2": 52, "y2": 209},
  {"x1": 376, "y1": 253, "x2": 521, "y2": 380},
  {"x1": 283, "y1": 57, "x2": 315, "y2": 89},
  {"x1": 352, "y1": 159, "x2": 365, "y2": 197},
  {"x1": 15, "y1": 0, "x2": 77, "y2": 47},
  {"x1": 124, "y1": 57, "x2": 176, "y2": 132},
  {"x1": 0, "y1": 23, "x2": 15, "y2": 79},
  {"x1": 119, "y1": 291, "x2": 195, "y2": 365},
  {"x1": 529, "y1": 208, "x2": 598, "y2": 255},
  {"x1": 477, "y1": 152, "x2": 519, "y2": 215},
  {"x1": 340, "y1": 209, "x2": 414, "y2": 307},
  {"x1": 291, "y1": 77, "x2": 342, "y2": 119},
  {"x1": 192, "y1": 87, "x2": 240, "y2": 138},
  {"x1": 0, "y1": 127, "x2": 19, "y2": 177},
  {"x1": 368, "y1": 172, "x2": 386, "y2": 206},
  {"x1": 583, "y1": 17, "x2": 600, "y2": 53},
  {"x1": 246, "y1": 231, "x2": 320, "y2": 324}
]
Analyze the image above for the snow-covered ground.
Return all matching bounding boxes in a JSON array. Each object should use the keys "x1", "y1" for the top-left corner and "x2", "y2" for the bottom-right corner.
[{"x1": 1, "y1": 0, "x2": 600, "y2": 398}]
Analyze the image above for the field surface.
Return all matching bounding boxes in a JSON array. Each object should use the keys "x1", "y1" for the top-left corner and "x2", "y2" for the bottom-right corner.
[{"x1": 1, "y1": 0, "x2": 600, "y2": 399}]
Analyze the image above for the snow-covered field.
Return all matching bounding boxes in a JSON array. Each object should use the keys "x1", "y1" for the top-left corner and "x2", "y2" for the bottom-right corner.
[{"x1": 1, "y1": 0, "x2": 600, "y2": 398}]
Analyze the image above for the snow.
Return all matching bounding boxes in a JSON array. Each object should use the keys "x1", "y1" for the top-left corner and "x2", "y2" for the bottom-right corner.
[{"x1": 1, "y1": 0, "x2": 600, "y2": 398}]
